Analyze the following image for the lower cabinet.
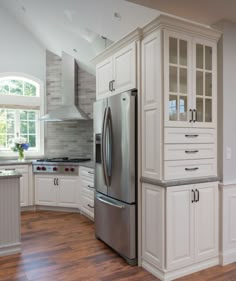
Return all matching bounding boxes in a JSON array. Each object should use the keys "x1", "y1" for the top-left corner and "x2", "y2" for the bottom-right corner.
[
  {"x1": 35, "y1": 175, "x2": 79, "y2": 208},
  {"x1": 142, "y1": 181, "x2": 219, "y2": 280}
]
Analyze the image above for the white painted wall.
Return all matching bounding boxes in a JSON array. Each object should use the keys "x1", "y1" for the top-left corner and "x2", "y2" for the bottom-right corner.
[
  {"x1": 217, "y1": 21, "x2": 236, "y2": 183},
  {"x1": 0, "y1": 6, "x2": 45, "y2": 82}
]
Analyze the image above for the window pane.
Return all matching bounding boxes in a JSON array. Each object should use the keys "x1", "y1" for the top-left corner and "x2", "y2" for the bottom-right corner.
[
  {"x1": 28, "y1": 111, "x2": 36, "y2": 120},
  {"x1": 24, "y1": 82, "x2": 36, "y2": 97},
  {"x1": 196, "y1": 44, "x2": 203, "y2": 69},
  {"x1": 169, "y1": 95, "x2": 178, "y2": 121},
  {"x1": 169, "y1": 66, "x2": 178, "y2": 93},
  {"x1": 20, "y1": 122, "x2": 28, "y2": 134},
  {"x1": 7, "y1": 121, "x2": 14, "y2": 134},
  {"x1": 29, "y1": 135, "x2": 36, "y2": 148},
  {"x1": 205, "y1": 99, "x2": 212, "y2": 122},
  {"x1": 205, "y1": 46, "x2": 212, "y2": 70},
  {"x1": 179, "y1": 68, "x2": 187, "y2": 94},
  {"x1": 29, "y1": 122, "x2": 36, "y2": 134},
  {"x1": 0, "y1": 135, "x2": 6, "y2": 148},
  {"x1": 196, "y1": 98, "x2": 203, "y2": 122},
  {"x1": 179, "y1": 40, "x2": 187, "y2": 66},
  {"x1": 169, "y1": 37, "x2": 177, "y2": 64},
  {"x1": 205, "y1": 72, "x2": 212, "y2": 97},
  {"x1": 7, "y1": 110, "x2": 15, "y2": 120},
  {"x1": 0, "y1": 81, "x2": 9, "y2": 95},
  {"x1": 10, "y1": 80, "x2": 23, "y2": 95},
  {"x1": 20, "y1": 111, "x2": 27, "y2": 120},
  {"x1": 196, "y1": 71, "x2": 203, "y2": 96}
]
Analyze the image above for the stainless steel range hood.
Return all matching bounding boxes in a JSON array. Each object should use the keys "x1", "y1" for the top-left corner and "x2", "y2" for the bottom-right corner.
[{"x1": 40, "y1": 52, "x2": 89, "y2": 121}]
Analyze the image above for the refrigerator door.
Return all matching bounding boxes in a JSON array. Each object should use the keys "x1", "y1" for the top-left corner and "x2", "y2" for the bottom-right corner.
[
  {"x1": 107, "y1": 91, "x2": 136, "y2": 203},
  {"x1": 95, "y1": 192, "x2": 136, "y2": 264},
  {"x1": 94, "y1": 99, "x2": 108, "y2": 195}
]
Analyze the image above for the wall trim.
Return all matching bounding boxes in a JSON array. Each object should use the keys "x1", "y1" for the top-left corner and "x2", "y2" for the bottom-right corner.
[
  {"x1": 0, "y1": 243, "x2": 21, "y2": 257},
  {"x1": 219, "y1": 249, "x2": 236, "y2": 266}
]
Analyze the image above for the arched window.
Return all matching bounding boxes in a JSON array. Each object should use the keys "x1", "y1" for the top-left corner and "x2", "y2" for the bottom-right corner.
[{"x1": 0, "y1": 74, "x2": 44, "y2": 156}]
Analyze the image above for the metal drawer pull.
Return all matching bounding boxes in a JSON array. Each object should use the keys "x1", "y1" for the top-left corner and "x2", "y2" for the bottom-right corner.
[
  {"x1": 185, "y1": 150, "x2": 199, "y2": 154},
  {"x1": 4, "y1": 168, "x2": 16, "y2": 171},
  {"x1": 185, "y1": 134, "x2": 199, "y2": 138},
  {"x1": 185, "y1": 167, "x2": 199, "y2": 171},
  {"x1": 191, "y1": 189, "x2": 196, "y2": 203},
  {"x1": 87, "y1": 171, "x2": 94, "y2": 175},
  {"x1": 97, "y1": 196, "x2": 125, "y2": 209},
  {"x1": 195, "y1": 189, "x2": 200, "y2": 202},
  {"x1": 87, "y1": 185, "x2": 94, "y2": 189},
  {"x1": 87, "y1": 204, "x2": 94, "y2": 209}
]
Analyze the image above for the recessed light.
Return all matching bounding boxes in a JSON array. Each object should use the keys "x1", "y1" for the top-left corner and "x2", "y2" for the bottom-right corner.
[{"x1": 73, "y1": 49, "x2": 78, "y2": 53}]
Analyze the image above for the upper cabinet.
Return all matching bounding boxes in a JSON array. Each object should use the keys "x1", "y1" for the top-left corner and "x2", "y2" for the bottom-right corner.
[
  {"x1": 165, "y1": 31, "x2": 217, "y2": 128},
  {"x1": 92, "y1": 29, "x2": 141, "y2": 100}
]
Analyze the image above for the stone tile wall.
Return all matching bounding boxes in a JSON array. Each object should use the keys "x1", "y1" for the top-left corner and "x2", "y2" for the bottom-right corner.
[{"x1": 45, "y1": 50, "x2": 95, "y2": 159}]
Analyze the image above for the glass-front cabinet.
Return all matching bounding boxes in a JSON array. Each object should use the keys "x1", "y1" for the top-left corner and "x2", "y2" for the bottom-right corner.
[{"x1": 165, "y1": 31, "x2": 216, "y2": 128}]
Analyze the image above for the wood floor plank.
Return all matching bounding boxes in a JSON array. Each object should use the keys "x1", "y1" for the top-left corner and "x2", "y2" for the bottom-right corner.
[{"x1": 0, "y1": 211, "x2": 235, "y2": 281}]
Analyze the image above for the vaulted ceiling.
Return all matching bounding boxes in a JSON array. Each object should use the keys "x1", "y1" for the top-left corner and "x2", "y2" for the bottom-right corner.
[{"x1": 0, "y1": 0, "x2": 159, "y2": 73}]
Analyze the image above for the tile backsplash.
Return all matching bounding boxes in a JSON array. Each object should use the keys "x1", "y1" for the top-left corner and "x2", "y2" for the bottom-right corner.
[{"x1": 45, "y1": 50, "x2": 95, "y2": 159}]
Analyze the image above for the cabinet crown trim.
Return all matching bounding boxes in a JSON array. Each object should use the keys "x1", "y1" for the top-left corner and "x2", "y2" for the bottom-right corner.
[{"x1": 91, "y1": 28, "x2": 142, "y2": 64}]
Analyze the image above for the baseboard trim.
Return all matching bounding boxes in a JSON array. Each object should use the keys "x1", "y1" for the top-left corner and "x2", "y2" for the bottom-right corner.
[
  {"x1": 219, "y1": 249, "x2": 236, "y2": 265},
  {"x1": 0, "y1": 243, "x2": 21, "y2": 257},
  {"x1": 142, "y1": 257, "x2": 219, "y2": 281},
  {"x1": 35, "y1": 205, "x2": 80, "y2": 213}
]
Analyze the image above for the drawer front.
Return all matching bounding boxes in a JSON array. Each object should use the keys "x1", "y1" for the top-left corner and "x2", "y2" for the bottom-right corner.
[
  {"x1": 0, "y1": 165, "x2": 28, "y2": 174},
  {"x1": 164, "y1": 128, "x2": 215, "y2": 144},
  {"x1": 82, "y1": 196, "x2": 94, "y2": 218},
  {"x1": 164, "y1": 144, "x2": 215, "y2": 161},
  {"x1": 80, "y1": 167, "x2": 94, "y2": 181},
  {"x1": 164, "y1": 159, "x2": 217, "y2": 180},
  {"x1": 82, "y1": 184, "x2": 94, "y2": 200}
]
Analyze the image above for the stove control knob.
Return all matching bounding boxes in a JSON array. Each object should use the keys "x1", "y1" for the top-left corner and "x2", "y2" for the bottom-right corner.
[
  {"x1": 65, "y1": 168, "x2": 69, "y2": 172},
  {"x1": 42, "y1": 167, "x2": 46, "y2": 171},
  {"x1": 37, "y1": 166, "x2": 41, "y2": 170},
  {"x1": 53, "y1": 167, "x2": 58, "y2": 171},
  {"x1": 70, "y1": 168, "x2": 74, "y2": 172}
]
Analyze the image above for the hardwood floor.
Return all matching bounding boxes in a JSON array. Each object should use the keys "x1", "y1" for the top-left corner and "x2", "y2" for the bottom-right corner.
[{"x1": 0, "y1": 211, "x2": 235, "y2": 281}]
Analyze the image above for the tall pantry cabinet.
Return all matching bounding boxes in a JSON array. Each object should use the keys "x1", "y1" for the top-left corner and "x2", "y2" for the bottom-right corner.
[{"x1": 141, "y1": 16, "x2": 221, "y2": 281}]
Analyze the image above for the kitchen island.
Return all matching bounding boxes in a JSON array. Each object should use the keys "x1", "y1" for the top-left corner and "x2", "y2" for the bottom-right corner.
[{"x1": 0, "y1": 170, "x2": 21, "y2": 256}]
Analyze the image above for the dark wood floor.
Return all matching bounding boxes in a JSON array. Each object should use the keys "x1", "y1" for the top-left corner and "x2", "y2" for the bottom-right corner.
[{"x1": 0, "y1": 211, "x2": 235, "y2": 281}]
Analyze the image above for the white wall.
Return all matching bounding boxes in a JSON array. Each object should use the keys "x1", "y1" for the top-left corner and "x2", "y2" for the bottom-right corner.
[
  {"x1": 0, "y1": 6, "x2": 45, "y2": 82},
  {"x1": 217, "y1": 21, "x2": 236, "y2": 183}
]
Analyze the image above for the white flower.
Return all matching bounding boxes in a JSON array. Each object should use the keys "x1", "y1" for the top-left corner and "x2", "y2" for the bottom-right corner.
[{"x1": 14, "y1": 137, "x2": 27, "y2": 144}]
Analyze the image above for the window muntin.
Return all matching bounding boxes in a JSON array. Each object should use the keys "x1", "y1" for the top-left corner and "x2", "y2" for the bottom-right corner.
[{"x1": 0, "y1": 78, "x2": 38, "y2": 97}]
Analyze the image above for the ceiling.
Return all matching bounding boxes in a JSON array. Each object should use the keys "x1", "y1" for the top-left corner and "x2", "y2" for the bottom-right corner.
[
  {"x1": 127, "y1": 0, "x2": 236, "y2": 26},
  {"x1": 0, "y1": 0, "x2": 159, "y2": 73}
]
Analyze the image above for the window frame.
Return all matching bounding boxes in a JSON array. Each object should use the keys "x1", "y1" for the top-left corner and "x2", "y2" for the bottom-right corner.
[{"x1": 0, "y1": 73, "x2": 45, "y2": 158}]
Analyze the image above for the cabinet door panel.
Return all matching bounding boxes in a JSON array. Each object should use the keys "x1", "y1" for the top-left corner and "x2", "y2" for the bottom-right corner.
[
  {"x1": 166, "y1": 185, "x2": 194, "y2": 269},
  {"x1": 195, "y1": 182, "x2": 218, "y2": 261},
  {"x1": 20, "y1": 174, "x2": 29, "y2": 207},
  {"x1": 142, "y1": 183, "x2": 164, "y2": 268},
  {"x1": 35, "y1": 177, "x2": 57, "y2": 206},
  {"x1": 164, "y1": 31, "x2": 192, "y2": 127},
  {"x1": 113, "y1": 42, "x2": 136, "y2": 94},
  {"x1": 57, "y1": 178, "x2": 78, "y2": 208},
  {"x1": 96, "y1": 57, "x2": 112, "y2": 99},
  {"x1": 193, "y1": 39, "x2": 216, "y2": 128}
]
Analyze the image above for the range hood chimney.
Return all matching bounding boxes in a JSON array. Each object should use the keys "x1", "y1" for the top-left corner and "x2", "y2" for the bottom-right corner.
[{"x1": 40, "y1": 52, "x2": 89, "y2": 121}]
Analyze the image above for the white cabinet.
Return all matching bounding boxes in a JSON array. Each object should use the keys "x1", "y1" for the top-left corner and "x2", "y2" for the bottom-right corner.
[
  {"x1": 166, "y1": 182, "x2": 218, "y2": 270},
  {"x1": 0, "y1": 165, "x2": 30, "y2": 207},
  {"x1": 142, "y1": 183, "x2": 164, "y2": 269},
  {"x1": 80, "y1": 167, "x2": 94, "y2": 220},
  {"x1": 35, "y1": 175, "x2": 79, "y2": 208},
  {"x1": 164, "y1": 31, "x2": 217, "y2": 128},
  {"x1": 96, "y1": 41, "x2": 137, "y2": 100},
  {"x1": 142, "y1": 181, "x2": 219, "y2": 277}
]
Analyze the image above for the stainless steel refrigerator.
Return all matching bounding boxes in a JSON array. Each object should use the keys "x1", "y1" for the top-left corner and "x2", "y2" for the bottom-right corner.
[{"x1": 94, "y1": 90, "x2": 137, "y2": 265}]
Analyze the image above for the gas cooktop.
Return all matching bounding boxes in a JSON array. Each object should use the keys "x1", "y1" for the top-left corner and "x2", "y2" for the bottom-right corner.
[{"x1": 35, "y1": 157, "x2": 91, "y2": 163}]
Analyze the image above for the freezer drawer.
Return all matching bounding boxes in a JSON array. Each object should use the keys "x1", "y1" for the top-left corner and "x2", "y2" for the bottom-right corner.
[{"x1": 95, "y1": 192, "x2": 136, "y2": 264}]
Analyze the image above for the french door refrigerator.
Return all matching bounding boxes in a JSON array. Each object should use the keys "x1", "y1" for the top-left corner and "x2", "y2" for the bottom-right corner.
[{"x1": 94, "y1": 90, "x2": 137, "y2": 265}]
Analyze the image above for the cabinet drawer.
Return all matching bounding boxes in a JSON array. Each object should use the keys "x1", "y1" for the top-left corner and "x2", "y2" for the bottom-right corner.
[
  {"x1": 164, "y1": 128, "x2": 215, "y2": 144},
  {"x1": 82, "y1": 183, "x2": 94, "y2": 200},
  {"x1": 80, "y1": 167, "x2": 94, "y2": 181},
  {"x1": 82, "y1": 196, "x2": 94, "y2": 218},
  {"x1": 164, "y1": 144, "x2": 215, "y2": 161},
  {"x1": 0, "y1": 165, "x2": 28, "y2": 174},
  {"x1": 164, "y1": 159, "x2": 216, "y2": 180}
]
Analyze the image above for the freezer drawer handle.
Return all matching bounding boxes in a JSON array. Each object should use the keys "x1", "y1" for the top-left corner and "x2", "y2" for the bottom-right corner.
[{"x1": 97, "y1": 196, "x2": 125, "y2": 209}]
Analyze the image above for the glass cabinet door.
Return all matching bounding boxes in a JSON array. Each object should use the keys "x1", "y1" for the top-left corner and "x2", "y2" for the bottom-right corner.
[
  {"x1": 166, "y1": 34, "x2": 191, "y2": 125},
  {"x1": 194, "y1": 41, "x2": 215, "y2": 126}
]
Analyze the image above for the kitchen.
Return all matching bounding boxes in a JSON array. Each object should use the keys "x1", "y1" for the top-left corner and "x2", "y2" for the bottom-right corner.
[{"x1": 0, "y1": 1, "x2": 236, "y2": 281}]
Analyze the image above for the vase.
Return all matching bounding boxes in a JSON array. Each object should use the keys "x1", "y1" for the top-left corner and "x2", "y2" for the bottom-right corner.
[{"x1": 18, "y1": 149, "x2": 25, "y2": 161}]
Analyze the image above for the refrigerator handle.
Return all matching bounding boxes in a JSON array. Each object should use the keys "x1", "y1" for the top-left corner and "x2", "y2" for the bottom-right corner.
[
  {"x1": 102, "y1": 107, "x2": 109, "y2": 187},
  {"x1": 107, "y1": 107, "x2": 112, "y2": 185}
]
